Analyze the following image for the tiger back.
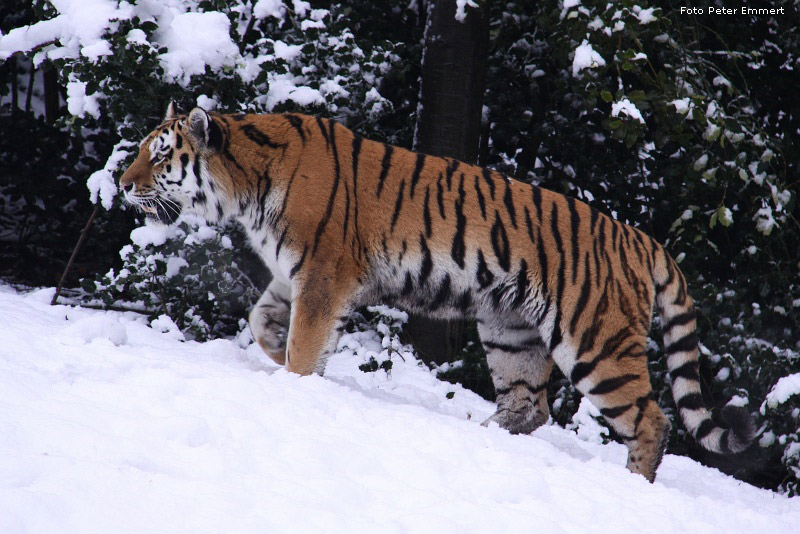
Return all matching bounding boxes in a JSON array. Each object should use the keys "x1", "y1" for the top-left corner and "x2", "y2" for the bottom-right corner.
[{"x1": 119, "y1": 105, "x2": 755, "y2": 482}]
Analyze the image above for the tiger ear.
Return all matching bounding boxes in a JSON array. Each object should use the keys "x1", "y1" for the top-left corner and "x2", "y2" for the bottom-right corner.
[
  {"x1": 188, "y1": 107, "x2": 211, "y2": 148},
  {"x1": 164, "y1": 101, "x2": 176, "y2": 121}
]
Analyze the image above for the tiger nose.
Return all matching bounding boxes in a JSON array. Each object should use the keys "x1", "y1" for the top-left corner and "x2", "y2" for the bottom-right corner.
[{"x1": 122, "y1": 182, "x2": 133, "y2": 193}]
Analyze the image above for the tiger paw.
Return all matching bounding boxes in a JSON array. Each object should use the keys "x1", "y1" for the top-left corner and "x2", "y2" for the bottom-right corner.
[{"x1": 481, "y1": 407, "x2": 548, "y2": 435}]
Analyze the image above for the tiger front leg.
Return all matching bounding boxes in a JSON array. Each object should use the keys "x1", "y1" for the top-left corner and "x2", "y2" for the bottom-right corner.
[
  {"x1": 284, "y1": 271, "x2": 355, "y2": 376},
  {"x1": 249, "y1": 279, "x2": 292, "y2": 365}
]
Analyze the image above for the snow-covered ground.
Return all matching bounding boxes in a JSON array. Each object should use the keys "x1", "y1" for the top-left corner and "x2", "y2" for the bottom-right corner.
[{"x1": 1, "y1": 285, "x2": 799, "y2": 533}]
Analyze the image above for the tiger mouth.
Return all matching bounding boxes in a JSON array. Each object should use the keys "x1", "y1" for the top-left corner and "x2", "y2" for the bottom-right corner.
[{"x1": 136, "y1": 199, "x2": 181, "y2": 225}]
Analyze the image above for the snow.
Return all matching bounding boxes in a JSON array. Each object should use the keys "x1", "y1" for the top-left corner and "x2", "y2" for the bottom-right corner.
[
  {"x1": 633, "y1": 6, "x2": 658, "y2": 25},
  {"x1": 253, "y1": 0, "x2": 286, "y2": 20},
  {"x1": 671, "y1": 97, "x2": 692, "y2": 114},
  {"x1": 766, "y1": 373, "x2": 800, "y2": 408},
  {"x1": 572, "y1": 40, "x2": 606, "y2": 76},
  {"x1": 155, "y1": 12, "x2": 240, "y2": 87},
  {"x1": 1, "y1": 285, "x2": 799, "y2": 532},
  {"x1": 455, "y1": 0, "x2": 479, "y2": 23},
  {"x1": 87, "y1": 139, "x2": 136, "y2": 209},
  {"x1": 611, "y1": 98, "x2": 645, "y2": 124},
  {"x1": 130, "y1": 223, "x2": 174, "y2": 248},
  {"x1": 65, "y1": 79, "x2": 101, "y2": 119},
  {"x1": 0, "y1": 0, "x2": 125, "y2": 64},
  {"x1": 0, "y1": 2, "x2": 241, "y2": 89}
]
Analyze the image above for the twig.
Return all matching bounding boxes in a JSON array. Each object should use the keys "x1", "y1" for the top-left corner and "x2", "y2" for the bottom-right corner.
[
  {"x1": 73, "y1": 302, "x2": 155, "y2": 315},
  {"x1": 51, "y1": 204, "x2": 99, "y2": 305}
]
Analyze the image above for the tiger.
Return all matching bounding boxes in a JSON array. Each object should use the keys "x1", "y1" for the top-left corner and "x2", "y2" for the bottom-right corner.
[{"x1": 118, "y1": 103, "x2": 755, "y2": 482}]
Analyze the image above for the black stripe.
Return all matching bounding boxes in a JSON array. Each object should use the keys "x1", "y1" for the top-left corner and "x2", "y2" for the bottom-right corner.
[
  {"x1": 390, "y1": 180, "x2": 406, "y2": 231},
  {"x1": 377, "y1": 144, "x2": 393, "y2": 198},
  {"x1": 569, "y1": 253, "x2": 592, "y2": 334},
  {"x1": 621, "y1": 224, "x2": 632, "y2": 248},
  {"x1": 474, "y1": 175, "x2": 487, "y2": 219},
  {"x1": 285, "y1": 114, "x2": 306, "y2": 143},
  {"x1": 549, "y1": 314, "x2": 562, "y2": 351},
  {"x1": 526, "y1": 382, "x2": 548, "y2": 395},
  {"x1": 536, "y1": 227, "x2": 549, "y2": 291},
  {"x1": 430, "y1": 274, "x2": 452, "y2": 310},
  {"x1": 490, "y1": 211, "x2": 511, "y2": 272},
  {"x1": 456, "y1": 290, "x2": 472, "y2": 312},
  {"x1": 570, "y1": 360, "x2": 597, "y2": 385},
  {"x1": 611, "y1": 220, "x2": 619, "y2": 252},
  {"x1": 418, "y1": 233, "x2": 433, "y2": 285},
  {"x1": 592, "y1": 241, "x2": 602, "y2": 287},
  {"x1": 241, "y1": 123, "x2": 282, "y2": 149},
  {"x1": 423, "y1": 186, "x2": 432, "y2": 238},
  {"x1": 600, "y1": 404, "x2": 633, "y2": 419},
  {"x1": 572, "y1": 328, "x2": 630, "y2": 382},
  {"x1": 409, "y1": 153, "x2": 426, "y2": 199},
  {"x1": 512, "y1": 259, "x2": 529, "y2": 308},
  {"x1": 275, "y1": 228, "x2": 287, "y2": 259},
  {"x1": 531, "y1": 186, "x2": 543, "y2": 220},
  {"x1": 633, "y1": 394, "x2": 650, "y2": 431},
  {"x1": 476, "y1": 249, "x2": 494, "y2": 288},
  {"x1": 669, "y1": 360, "x2": 699, "y2": 381},
  {"x1": 436, "y1": 173, "x2": 446, "y2": 219},
  {"x1": 664, "y1": 310, "x2": 696, "y2": 332},
  {"x1": 482, "y1": 168, "x2": 496, "y2": 199},
  {"x1": 351, "y1": 136, "x2": 363, "y2": 252},
  {"x1": 193, "y1": 156, "x2": 203, "y2": 188},
  {"x1": 312, "y1": 121, "x2": 341, "y2": 255},
  {"x1": 666, "y1": 333, "x2": 698, "y2": 354},
  {"x1": 402, "y1": 271, "x2": 413, "y2": 296},
  {"x1": 678, "y1": 393, "x2": 706, "y2": 411},
  {"x1": 315, "y1": 116, "x2": 330, "y2": 148},
  {"x1": 445, "y1": 159, "x2": 458, "y2": 190},
  {"x1": 567, "y1": 197, "x2": 580, "y2": 284},
  {"x1": 483, "y1": 340, "x2": 527, "y2": 354},
  {"x1": 524, "y1": 207, "x2": 534, "y2": 242},
  {"x1": 597, "y1": 216, "x2": 607, "y2": 250},
  {"x1": 589, "y1": 206, "x2": 599, "y2": 234},
  {"x1": 695, "y1": 418, "x2": 716, "y2": 440},
  {"x1": 257, "y1": 170, "x2": 272, "y2": 220},
  {"x1": 549, "y1": 202, "x2": 565, "y2": 351},
  {"x1": 451, "y1": 174, "x2": 467, "y2": 268},
  {"x1": 342, "y1": 182, "x2": 351, "y2": 241},
  {"x1": 503, "y1": 180, "x2": 517, "y2": 229},
  {"x1": 277, "y1": 167, "x2": 298, "y2": 219},
  {"x1": 589, "y1": 373, "x2": 640, "y2": 395},
  {"x1": 551, "y1": 202, "x2": 564, "y2": 254},
  {"x1": 659, "y1": 254, "x2": 676, "y2": 293},
  {"x1": 289, "y1": 245, "x2": 308, "y2": 278},
  {"x1": 208, "y1": 118, "x2": 225, "y2": 152},
  {"x1": 577, "y1": 321, "x2": 601, "y2": 358}
]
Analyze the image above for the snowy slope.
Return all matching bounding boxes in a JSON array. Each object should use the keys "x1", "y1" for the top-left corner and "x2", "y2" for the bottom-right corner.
[{"x1": 1, "y1": 286, "x2": 798, "y2": 533}]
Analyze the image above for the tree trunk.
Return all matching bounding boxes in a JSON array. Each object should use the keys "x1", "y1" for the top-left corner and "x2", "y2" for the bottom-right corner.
[
  {"x1": 43, "y1": 62, "x2": 61, "y2": 124},
  {"x1": 407, "y1": 0, "x2": 490, "y2": 366}
]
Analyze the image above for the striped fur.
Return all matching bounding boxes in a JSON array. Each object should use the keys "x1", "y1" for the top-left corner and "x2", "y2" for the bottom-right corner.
[{"x1": 119, "y1": 106, "x2": 754, "y2": 482}]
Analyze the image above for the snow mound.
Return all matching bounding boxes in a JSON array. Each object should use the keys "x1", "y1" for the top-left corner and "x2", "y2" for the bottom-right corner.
[{"x1": 0, "y1": 285, "x2": 798, "y2": 532}]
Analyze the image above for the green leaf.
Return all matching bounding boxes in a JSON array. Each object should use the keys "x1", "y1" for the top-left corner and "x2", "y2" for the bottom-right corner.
[{"x1": 601, "y1": 90, "x2": 613, "y2": 103}]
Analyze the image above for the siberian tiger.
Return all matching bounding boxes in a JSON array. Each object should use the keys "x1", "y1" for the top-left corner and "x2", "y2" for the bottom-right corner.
[{"x1": 119, "y1": 103, "x2": 754, "y2": 482}]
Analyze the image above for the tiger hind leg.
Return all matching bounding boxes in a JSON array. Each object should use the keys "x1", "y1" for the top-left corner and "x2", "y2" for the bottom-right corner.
[
  {"x1": 561, "y1": 333, "x2": 671, "y2": 482},
  {"x1": 478, "y1": 316, "x2": 553, "y2": 435}
]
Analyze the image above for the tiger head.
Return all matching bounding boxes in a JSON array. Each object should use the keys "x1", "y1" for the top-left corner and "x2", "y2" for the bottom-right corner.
[{"x1": 119, "y1": 102, "x2": 226, "y2": 225}]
